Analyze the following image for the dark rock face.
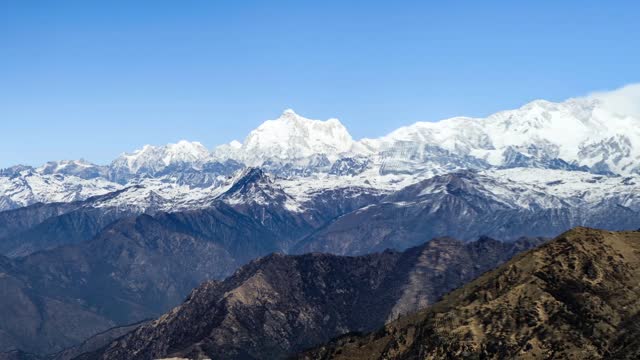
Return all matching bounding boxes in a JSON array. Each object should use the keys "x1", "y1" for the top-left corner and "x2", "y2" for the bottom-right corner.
[
  {"x1": 80, "y1": 236, "x2": 543, "y2": 360},
  {"x1": 0, "y1": 201, "x2": 79, "y2": 241},
  {"x1": 0, "y1": 350, "x2": 43, "y2": 360},
  {"x1": 300, "y1": 186, "x2": 387, "y2": 227},
  {"x1": 0, "y1": 165, "x2": 34, "y2": 178},
  {"x1": 218, "y1": 168, "x2": 388, "y2": 251},
  {"x1": 299, "y1": 228, "x2": 640, "y2": 360},
  {"x1": 38, "y1": 161, "x2": 109, "y2": 180},
  {"x1": 219, "y1": 168, "x2": 320, "y2": 246},
  {"x1": 293, "y1": 172, "x2": 524, "y2": 255}
]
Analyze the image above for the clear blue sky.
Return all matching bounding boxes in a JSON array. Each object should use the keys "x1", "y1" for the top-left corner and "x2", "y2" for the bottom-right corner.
[{"x1": 1, "y1": 0, "x2": 638, "y2": 167}]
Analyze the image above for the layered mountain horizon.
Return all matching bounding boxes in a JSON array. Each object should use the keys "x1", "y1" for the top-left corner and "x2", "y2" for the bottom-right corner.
[
  {"x1": 6, "y1": 2, "x2": 638, "y2": 358},
  {"x1": 3, "y1": 89, "x2": 640, "y2": 358},
  {"x1": 3, "y1": 92, "x2": 640, "y2": 214},
  {"x1": 0, "y1": 234, "x2": 544, "y2": 359}
]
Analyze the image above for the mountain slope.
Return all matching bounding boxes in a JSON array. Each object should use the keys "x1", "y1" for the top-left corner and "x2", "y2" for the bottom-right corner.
[
  {"x1": 0, "y1": 255, "x2": 116, "y2": 355},
  {"x1": 217, "y1": 167, "x2": 321, "y2": 249},
  {"x1": 0, "y1": 169, "x2": 121, "y2": 212},
  {"x1": 295, "y1": 169, "x2": 640, "y2": 255},
  {"x1": 0, "y1": 203, "x2": 284, "y2": 355},
  {"x1": 79, "y1": 236, "x2": 543, "y2": 360},
  {"x1": 0, "y1": 187, "x2": 166, "y2": 258},
  {"x1": 109, "y1": 140, "x2": 210, "y2": 182},
  {"x1": 299, "y1": 228, "x2": 640, "y2": 359}
]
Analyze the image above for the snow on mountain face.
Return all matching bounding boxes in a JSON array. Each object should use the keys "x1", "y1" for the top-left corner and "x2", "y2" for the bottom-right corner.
[
  {"x1": 89, "y1": 180, "x2": 228, "y2": 213},
  {"x1": 212, "y1": 140, "x2": 243, "y2": 162},
  {"x1": 3, "y1": 86, "x2": 640, "y2": 213},
  {"x1": 486, "y1": 168, "x2": 640, "y2": 211},
  {"x1": 219, "y1": 167, "x2": 303, "y2": 212},
  {"x1": 384, "y1": 167, "x2": 640, "y2": 212},
  {"x1": 111, "y1": 140, "x2": 211, "y2": 176},
  {"x1": 370, "y1": 116, "x2": 491, "y2": 155},
  {"x1": 215, "y1": 109, "x2": 355, "y2": 166},
  {"x1": 37, "y1": 159, "x2": 108, "y2": 179},
  {"x1": 377, "y1": 97, "x2": 640, "y2": 175},
  {"x1": 0, "y1": 170, "x2": 121, "y2": 211}
]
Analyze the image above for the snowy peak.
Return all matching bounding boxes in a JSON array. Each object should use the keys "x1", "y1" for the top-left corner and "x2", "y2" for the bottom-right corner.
[
  {"x1": 220, "y1": 167, "x2": 301, "y2": 211},
  {"x1": 479, "y1": 96, "x2": 640, "y2": 172},
  {"x1": 238, "y1": 110, "x2": 355, "y2": 165},
  {"x1": 5, "y1": 85, "x2": 640, "y2": 214},
  {"x1": 0, "y1": 170, "x2": 122, "y2": 211},
  {"x1": 212, "y1": 140, "x2": 243, "y2": 162},
  {"x1": 224, "y1": 167, "x2": 272, "y2": 196},
  {"x1": 373, "y1": 116, "x2": 490, "y2": 156},
  {"x1": 37, "y1": 159, "x2": 107, "y2": 179},
  {"x1": 368, "y1": 95, "x2": 640, "y2": 175},
  {"x1": 163, "y1": 140, "x2": 210, "y2": 165},
  {"x1": 111, "y1": 140, "x2": 210, "y2": 176}
]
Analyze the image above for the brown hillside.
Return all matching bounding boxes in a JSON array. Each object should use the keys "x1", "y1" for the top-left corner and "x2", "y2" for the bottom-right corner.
[{"x1": 300, "y1": 227, "x2": 640, "y2": 360}]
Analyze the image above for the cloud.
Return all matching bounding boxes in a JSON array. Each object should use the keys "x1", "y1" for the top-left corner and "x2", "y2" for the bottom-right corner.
[{"x1": 587, "y1": 83, "x2": 640, "y2": 117}]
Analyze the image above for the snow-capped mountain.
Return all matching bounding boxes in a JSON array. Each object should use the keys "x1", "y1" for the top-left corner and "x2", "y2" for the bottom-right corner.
[
  {"x1": 3, "y1": 87, "x2": 640, "y2": 213},
  {"x1": 366, "y1": 97, "x2": 640, "y2": 175},
  {"x1": 37, "y1": 159, "x2": 108, "y2": 179},
  {"x1": 219, "y1": 168, "x2": 300, "y2": 210},
  {"x1": 4, "y1": 87, "x2": 640, "y2": 358},
  {"x1": 209, "y1": 95, "x2": 640, "y2": 177},
  {"x1": 294, "y1": 168, "x2": 640, "y2": 255},
  {"x1": 109, "y1": 140, "x2": 213, "y2": 183},
  {"x1": 0, "y1": 169, "x2": 121, "y2": 211},
  {"x1": 214, "y1": 109, "x2": 357, "y2": 165}
]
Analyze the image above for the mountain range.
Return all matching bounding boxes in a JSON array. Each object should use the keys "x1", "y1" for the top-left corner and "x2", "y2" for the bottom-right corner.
[
  {"x1": 68, "y1": 236, "x2": 544, "y2": 360},
  {"x1": 3, "y1": 94, "x2": 640, "y2": 213},
  {"x1": 2, "y1": 96, "x2": 640, "y2": 253},
  {"x1": 47, "y1": 227, "x2": 640, "y2": 360},
  {"x1": 2, "y1": 93, "x2": 640, "y2": 357}
]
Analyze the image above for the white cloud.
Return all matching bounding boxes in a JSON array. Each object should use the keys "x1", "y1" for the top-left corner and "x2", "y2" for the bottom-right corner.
[{"x1": 587, "y1": 83, "x2": 640, "y2": 117}]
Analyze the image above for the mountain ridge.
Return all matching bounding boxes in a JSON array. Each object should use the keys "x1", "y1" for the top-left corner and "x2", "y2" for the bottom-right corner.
[
  {"x1": 298, "y1": 227, "x2": 640, "y2": 359},
  {"x1": 74, "y1": 236, "x2": 544, "y2": 360},
  {"x1": 3, "y1": 92, "x2": 640, "y2": 214}
]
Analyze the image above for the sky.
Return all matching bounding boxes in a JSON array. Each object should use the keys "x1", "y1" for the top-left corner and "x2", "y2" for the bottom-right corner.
[{"x1": 1, "y1": 0, "x2": 639, "y2": 167}]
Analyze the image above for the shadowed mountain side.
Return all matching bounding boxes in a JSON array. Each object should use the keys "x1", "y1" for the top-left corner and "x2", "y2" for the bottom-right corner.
[{"x1": 0, "y1": 204, "x2": 282, "y2": 355}]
